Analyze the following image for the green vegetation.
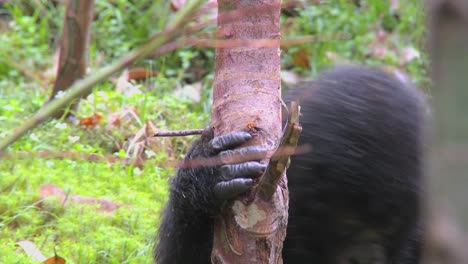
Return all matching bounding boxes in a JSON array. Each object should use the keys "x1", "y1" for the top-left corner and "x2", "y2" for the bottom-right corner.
[
  {"x1": 0, "y1": 0, "x2": 426, "y2": 263},
  {"x1": 281, "y1": 0, "x2": 427, "y2": 84}
]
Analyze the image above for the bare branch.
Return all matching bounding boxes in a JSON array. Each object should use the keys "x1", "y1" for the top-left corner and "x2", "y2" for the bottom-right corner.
[
  {"x1": 153, "y1": 128, "x2": 205, "y2": 137},
  {"x1": 258, "y1": 101, "x2": 302, "y2": 200}
]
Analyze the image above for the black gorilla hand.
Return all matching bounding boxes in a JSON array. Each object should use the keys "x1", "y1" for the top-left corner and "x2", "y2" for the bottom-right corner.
[
  {"x1": 210, "y1": 131, "x2": 267, "y2": 201},
  {"x1": 154, "y1": 129, "x2": 267, "y2": 264}
]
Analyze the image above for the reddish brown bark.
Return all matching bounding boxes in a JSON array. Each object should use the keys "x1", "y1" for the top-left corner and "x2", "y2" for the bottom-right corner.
[
  {"x1": 48, "y1": 0, "x2": 94, "y2": 118},
  {"x1": 210, "y1": 0, "x2": 288, "y2": 262}
]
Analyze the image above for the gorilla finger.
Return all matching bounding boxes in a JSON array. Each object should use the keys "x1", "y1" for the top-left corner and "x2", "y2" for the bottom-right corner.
[
  {"x1": 221, "y1": 162, "x2": 266, "y2": 180},
  {"x1": 209, "y1": 131, "x2": 252, "y2": 151},
  {"x1": 219, "y1": 146, "x2": 268, "y2": 164},
  {"x1": 214, "y1": 178, "x2": 254, "y2": 201}
]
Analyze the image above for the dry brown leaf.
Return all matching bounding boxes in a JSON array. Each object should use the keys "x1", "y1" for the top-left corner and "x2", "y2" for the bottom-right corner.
[
  {"x1": 292, "y1": 48, "x2": 311, "y2": 68},
  {"x1": 43, "y1": 254, "x2": 66, "y2": 264},
  {"x1": 127, "y1": 67, "x2": 158, "y2": 81},
  {"x1": 68, "y1": 195, "x2": 121, "y2": 213},
  {"x1": 78, "y1": 113, "x2": 103, "y2": 129},
  {"x1": 39, "y1": 184, "x2": 121, "y2": 214},
  {"x1": 39, "y1": 184, "x2": 65, "y2": 200}
]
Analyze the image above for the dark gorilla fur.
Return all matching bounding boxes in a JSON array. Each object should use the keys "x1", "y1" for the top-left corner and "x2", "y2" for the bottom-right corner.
[{"x1": 154, "y1": 65, "x2": 427, "y2": 264}]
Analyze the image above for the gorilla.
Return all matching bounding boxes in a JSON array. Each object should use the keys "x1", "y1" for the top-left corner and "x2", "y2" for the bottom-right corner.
[{"x1": 154, "y1": 65, "x2": 427, "y2": 264}]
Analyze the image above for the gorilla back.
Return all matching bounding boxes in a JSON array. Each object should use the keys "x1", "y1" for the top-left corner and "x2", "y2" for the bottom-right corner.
[
  {"x1": 154, "y1": 65, "x2": 426, "y2": 264},
  {"x1": 283, "y1": 66, "x2": 426, "y2": 263}
]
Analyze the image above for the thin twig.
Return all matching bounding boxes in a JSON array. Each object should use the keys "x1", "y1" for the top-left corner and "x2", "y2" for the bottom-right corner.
[{"x1": 153, "y1": 128, "x2": 205, "y2": 137}]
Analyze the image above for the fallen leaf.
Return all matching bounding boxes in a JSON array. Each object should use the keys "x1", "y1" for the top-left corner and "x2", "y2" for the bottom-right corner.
[
  {"x1": 69, "y1": 195, "x2": 121, "y2": 213},
  {"x1": 39, "y1": 184, "x2": 65, "y2": 198},
  {"x1": 78, "y1": 113, "x2": 102, "y2": 129},
  {"x1": 16, "y1": 240, "x2": 47, "y2": 262},
  {"x1": 39, "y1": 184, "x2": 121, "y2": 214},
  {"x1": 43, "y1": 254, "x2": 66, "y2": 264},
  {"x1": 126, "y1": 67, "x2": 158, "y2": 81},
  {"x1": 292, "y1": 48, "x2": 311, "y2": 68}
]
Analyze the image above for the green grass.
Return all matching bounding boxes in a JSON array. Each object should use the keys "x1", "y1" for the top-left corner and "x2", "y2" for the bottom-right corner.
[
  {"x1": 280, "y1": 0, "x2": 427, "y2": 85},
  {"x1": 0, "y1": 159, "x2": 169, "y2": 264},
  {"x1": 0, "y1": 0, "x2": 427, "y2": 263}
]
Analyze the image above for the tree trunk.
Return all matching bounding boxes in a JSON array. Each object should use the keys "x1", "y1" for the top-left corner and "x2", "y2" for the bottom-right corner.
[
  {"x1": 427, "y1": 0, "x2": 468, "y2": 227},
  {"x1": 210, "y1": 0, "x2": 288, "y2": 263},
  {"x1": 48, "y1": 0, "x2": 94, "y2": 118},
  {"x1": 424, "y1": 0, "x2": 468, "y2": 263}
]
